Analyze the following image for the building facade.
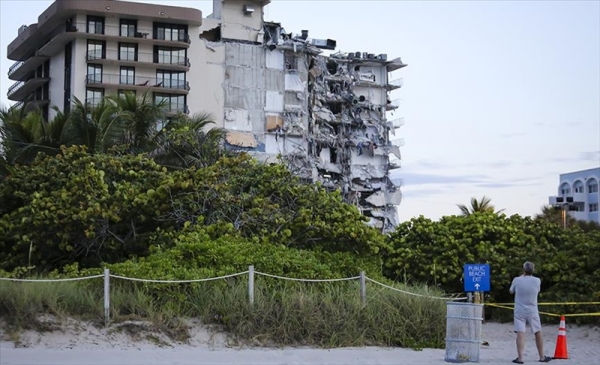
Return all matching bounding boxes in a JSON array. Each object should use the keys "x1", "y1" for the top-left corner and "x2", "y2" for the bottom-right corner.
[
  {"x1": 6, "y1": 0, "x2": 407, "y2": 231},
  {"x1": 548, "y1": 167, "x2": 600, "y2": 224}
]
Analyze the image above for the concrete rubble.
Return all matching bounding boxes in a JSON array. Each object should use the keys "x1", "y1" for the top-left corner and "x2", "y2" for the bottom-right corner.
[{"x1": 218, "y1": 20, "x2": 407, "y2": 232}]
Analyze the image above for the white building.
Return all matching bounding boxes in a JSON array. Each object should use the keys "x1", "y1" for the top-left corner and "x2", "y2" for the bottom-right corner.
[
  {"x1": 548, "y1": 167, "x2": 600, "y2": 224},
  {"x1": 6, "y1": 0, "x2": 407, "y2": 231}
]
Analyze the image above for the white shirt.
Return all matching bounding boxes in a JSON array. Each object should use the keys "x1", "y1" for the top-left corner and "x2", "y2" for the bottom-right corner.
[{"x1": 509, "y1": 275, "x2": 541, "y2": 315}]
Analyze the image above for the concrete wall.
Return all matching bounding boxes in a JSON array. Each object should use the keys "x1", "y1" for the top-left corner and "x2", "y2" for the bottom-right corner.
[
  {"x1": 353, "y1": 86, "x2": 386, "y2": 106},
  {"x1": 349, "y1": 149, "x2": 386, "y2": 166},
  {"x1": 48, "y1": 50, "x2": 65, "y2": 117},
  {"x1": 72, "y1": 36, "x2": 88, "y2": 102},
  {"x1": 220, "y1": 0, "x2": 264, "y2": 42},
  {"x1": 356, "y1": 65, "x2": 386, "y2": 85},
  {"x1": 187, "y1": 23, "x2": 224, "y2": 124},
  {"x1": 221, "y1": 42, "x2": 266, "y2": 150}
]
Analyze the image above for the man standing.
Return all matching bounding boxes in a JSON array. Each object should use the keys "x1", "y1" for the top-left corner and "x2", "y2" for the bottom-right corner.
[{"x1": 509, "y1": 261, "x2": 552, "y2": 363}]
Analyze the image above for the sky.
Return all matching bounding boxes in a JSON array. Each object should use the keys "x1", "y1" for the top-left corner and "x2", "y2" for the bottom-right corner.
[{"x1": 0, "y1": 0, "x2": 599, "y2": 222}]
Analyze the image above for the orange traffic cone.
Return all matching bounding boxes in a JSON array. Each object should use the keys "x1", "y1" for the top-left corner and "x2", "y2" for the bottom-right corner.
[{"x1": 553, "y1": 316, "x2": 569, "y2": 360}]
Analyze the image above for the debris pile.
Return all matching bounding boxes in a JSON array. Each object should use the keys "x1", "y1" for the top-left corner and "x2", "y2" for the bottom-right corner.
[{"x1": 221, "y1": 21, "x2": 407, "y2": 232}]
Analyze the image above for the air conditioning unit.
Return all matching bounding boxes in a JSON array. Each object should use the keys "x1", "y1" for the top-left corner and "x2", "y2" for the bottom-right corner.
[
  {"x1": 243, "y1": 4, "x2": 255, "y2": 14},
  {"x1": 311, "y1": 38, "x2": 336, "y2": 50}
]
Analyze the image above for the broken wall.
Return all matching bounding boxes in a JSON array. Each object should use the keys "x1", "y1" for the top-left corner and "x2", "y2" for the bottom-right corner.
[
  {"x1": 187, "y1": 27, "x2": 225, "y2": 128},
  {"x1": 221, "y1": 43, "x2": 310, "y2": 156},
  {"x1": 222, "y1": 42, "x2": 267, "y2": 151},
  {"x1": 220, "y1": 0, "x2": 265, "y2": 42},
  {"x1": 305, "y1": 52, "x2": 404, "y2": 232},
  {"x1": 211, "y1": 19, "x2": 406, "y2": 232}
]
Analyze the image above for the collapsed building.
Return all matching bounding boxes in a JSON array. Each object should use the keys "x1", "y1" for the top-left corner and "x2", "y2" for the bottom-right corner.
[
  {"x1": 5, "y1": 0, "x2": 406, "y2": 231},
  {"x1": 215, "y1": 22, "x2": 407, "y2": 232}
]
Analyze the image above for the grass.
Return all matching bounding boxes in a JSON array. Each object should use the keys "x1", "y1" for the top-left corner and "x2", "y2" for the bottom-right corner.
[{"x1": 0, "y1": 277, "x2": 448, "y2": 349}]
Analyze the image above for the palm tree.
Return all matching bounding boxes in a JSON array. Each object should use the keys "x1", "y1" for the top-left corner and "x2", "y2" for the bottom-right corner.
[
  {"x1": 535, "y1": 205, "x2": 572, "y2": 227},
  {"x1": 36, "y1": 106, "x2": 71, "y2": 150},
  {"x1": 535, "y1": 205, "x2": 600, "y2": 231},
  {"x1": 0, "y1": 105, "x2": 63, "y2": 165},
  {"x1": 0, "y1": 156, "x2": 13, "y2": 181},
  {"x1": 107, "y1": 92, "x2": 167, "y2": 153},
  {"x1": 151, "y1": 112, "x2": 225, "y2": 169},
  {"x1": 68, "y1": 97, "x2": 125, "y2": 154},
  {"x1": 457, "y1": 196, "x2": 504, "y2": 216},
  {"x1": 2, "y1": 94, "x2": 224, "y2": 170}
]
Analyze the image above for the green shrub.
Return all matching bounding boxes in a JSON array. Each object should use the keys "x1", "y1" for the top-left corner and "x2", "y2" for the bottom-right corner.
[
  {"x1": 384, "y1": 212, "x2": 600, "y2": 323},
  {"x1": 0, "y1": 276, "x2": 447, "y2": 348}
]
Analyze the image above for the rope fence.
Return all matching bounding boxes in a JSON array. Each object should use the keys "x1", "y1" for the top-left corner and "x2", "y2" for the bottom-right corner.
[
  {"x1": 7, "y1": 268, "x2": 597, "y2": 324},
  {"x1": 0, "y1": 265, "x2": 468, "y2": 326},
  {"x1": 254, "y1": 271, "x2": 361, "y2": 282},
  {"x1": 366, "y1": 277, "x2": 468, "y2": 301},
  {"x1": 0, "y1": 274, "x2": 104, "y2": 282},
  {"x1": 109, "y1": 271, "x2": 249, "y2": 283}
]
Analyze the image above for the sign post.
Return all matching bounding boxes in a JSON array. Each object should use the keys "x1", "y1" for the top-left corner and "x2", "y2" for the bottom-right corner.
[
  {"x1": 463, "y1": 264, "x2": 491, "y2": 293},
  {"x1": 464, "y1": 264, "x2": 490, "y2": 321}
]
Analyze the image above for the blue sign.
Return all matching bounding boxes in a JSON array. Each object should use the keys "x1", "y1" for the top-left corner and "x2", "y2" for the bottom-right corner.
[{"x1": 463, "y1": 264, "x2": 490, "y2": 292}]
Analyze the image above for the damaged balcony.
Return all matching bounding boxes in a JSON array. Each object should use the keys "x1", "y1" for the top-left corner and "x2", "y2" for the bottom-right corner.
[
  {"x1": 387, "y1": 117, "x2": 405, "y2": 129},
  {"x1": 85, "y1": 74, "x2": 189, "y2": 94},
  {"x1": 8, "y1": 55, "x2": 49, "y2": 81},
  {"x1": 386, "y1": 99, "x2": 401, "y2": 111},
  {"x1": 388, "y1": 153, "x2": 402, "y2": 170},
  {"x1": 390, "y1": 178, "x2": 404, "y2": 188},
  {"x1": 364, "y1": 189, "x2": 403, "y2": 207},
  {"x1": 386, "y1": 78, "x2": 404, "y2": 91},
  {"x1": 389, "y1": 137, "x2": 405, "y2": 147},
  {"x1": 386, "y1": 57, "x2": 408, "y2": 72},
  {"x1": 86, "y1": 50, "x2": 190, "y2": 72}
]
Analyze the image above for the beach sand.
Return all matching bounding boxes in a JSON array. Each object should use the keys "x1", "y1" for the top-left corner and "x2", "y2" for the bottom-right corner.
[{"x1": 1, "y1": 318, "x2": 598, "y2": 365}]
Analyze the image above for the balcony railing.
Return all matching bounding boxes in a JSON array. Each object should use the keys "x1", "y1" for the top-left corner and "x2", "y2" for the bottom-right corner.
[
  {"x1": 86, "y1": 50, "x2": 190, "y2": 67},
  {"x1": 7, "y1": 81, "x2": 25, "y2": 98},
  {"x1": 8, "y1": 61, "x2": 24, "y2": 78},
  {"x1": 386, "y1": 99, "x2": 401, "y2": 111},
  {"x1": 85, "y1": 98, "x2": 189, "y2": 115},
  {"x1": 387, "y1": 78, "x2": 404, "y2": 91},
  {"x1": 9, "y1": 101, "x2": 24, "y2": 111},
  {"x1": 72, "y1": 22, "x2": 190, "y2": 44},
  {"x1": 390, "y1": 178, "x2": 403, "y2": 188},
  {"x1": 165, "y1": 105, "x2": 189, "y2": 115},
  {"x1": 85, "y1": 74, "x2": 190, "y2": 91},
  {"x1": 388, "y1": 117, "x2": 405, "y2": 128},
  {"x1": 389, "y1": 138, "x2": 405, "y2": 147}
]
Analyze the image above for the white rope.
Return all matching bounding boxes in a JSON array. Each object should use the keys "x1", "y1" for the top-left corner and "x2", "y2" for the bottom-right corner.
[
  {"x1": 0, "y1": 274, "x2": 104, "y2": 282},
  {"x1": 255, "y1": 271, "x2": 360, "y2": 282},
  {"x1": 109, "y1": 271, "x2": 249, "y2": 283},
  {"x1": 0, "y1": 272, "x2": 465, "y2": 302},
  {"x1": 366, "y1": 277, "x2": 468, "y2": 301}
]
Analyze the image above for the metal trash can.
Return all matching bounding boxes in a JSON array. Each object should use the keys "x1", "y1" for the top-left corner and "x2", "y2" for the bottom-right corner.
[{"x1": 444, "y1": 302, "x2": 483, "y2": 363}]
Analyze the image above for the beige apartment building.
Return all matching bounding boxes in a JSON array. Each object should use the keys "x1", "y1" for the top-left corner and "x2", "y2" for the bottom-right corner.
[{"x1": 6, "y1": 0, "x2": 407, "y2": 231}]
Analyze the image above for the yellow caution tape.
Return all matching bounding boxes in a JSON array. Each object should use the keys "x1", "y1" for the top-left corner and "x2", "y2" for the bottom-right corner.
[
  {"x1": 485, "y1": 303, "x2": 600, "y2": 317},
  {"x1": 561, "y1": 313, "x2": 600, "y2": 317},
  {"x1": 492, "y1": 302, "x2": 600, "y2": 306}
]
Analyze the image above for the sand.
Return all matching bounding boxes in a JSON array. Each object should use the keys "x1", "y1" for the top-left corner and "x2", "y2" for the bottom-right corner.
[{"x1": 1, "y1": 318, "x2": 598, "y2": 365}]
